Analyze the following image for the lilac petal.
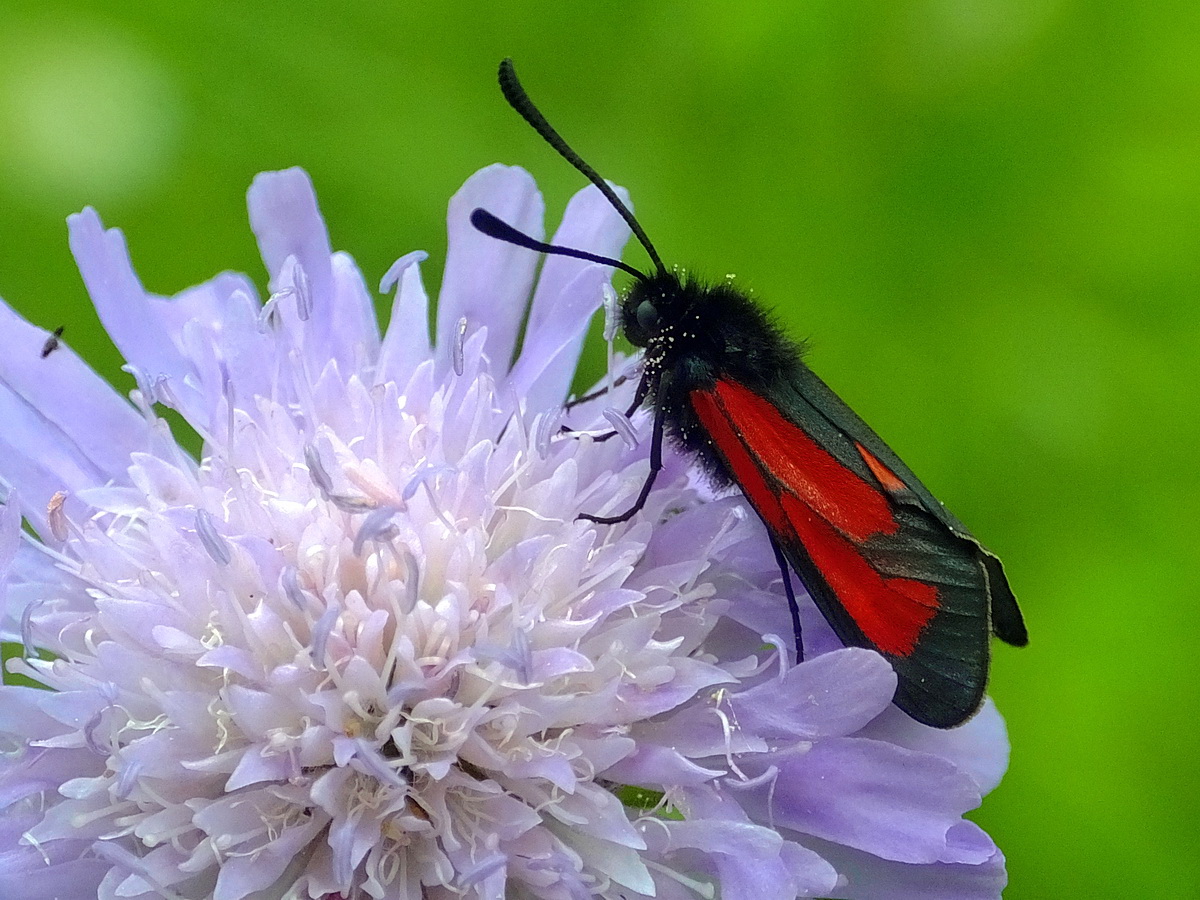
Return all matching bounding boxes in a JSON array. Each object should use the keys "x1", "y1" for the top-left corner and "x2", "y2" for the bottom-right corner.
[
  {"x1": 377, "y1": 251, "x2": 431, "y2": 384},
  {"x1": 0, "y1": 299, "x2": 159, "y2": 537},
  {"x1": 615, "y1": 656, "x2": 732, "y2": 720},
  {"x1": 67, "y1": 208, "x2": 200, "y2": 415},
  {"x1": 574, "y1": 735, "x2": 637, "y2": 776},
  {"x1": 0, "y1": 431, "x2": 90, "y2": 544},
  {"x1": 601, "y1": 743, "x2": 724, "y2": 787},
  {"x1": 168, "y1": 276, "x2": 277, "y2": 431},
  {"x1": 249, "y1": 168, "x2": 374, "y2": 374},
  {"x1": 636, "y1": 494, "x2": 745, "y2": 572},
  {"x1": 436, "y1": 165, "x2": 543, "y2": 375},
  {"x1": 510, "y1": 263, "x2": 610, "y2": 413},
  {"x1": 348, "y1": 738, "x2": 406, "y2": 788},
  {"x1": 858, "y1": 698, "x2": 1010, "y2": 794},
  {"x1": 529, "y1": 646, "x2": 591, "y2": 681},
  {"x1": 771, "y1": 738, "x2": 983, "y2": 864},
  {"x1": 130, "y1": 275, "x2": 268, "y2": 437},
  {"x1": 527, "y1": 183, "x2": 633, "y2": 324},
  {"x1": 213, "y1": 815, "x2": 324, "y2": 900},
  {"x1": 0, "y1": 848, "x2": 108, "y2": 900},
  {"x1": 665, "y1": 786, "x2": 841, "y2": 900},
  {"x1": 0, "y1": 683, "x2": 68, "y2": 739},
  {"x1": 814, "y1": 831, "x2": 1007, "y2": 900},
  {"x1": 456, "y1": 852, "x2": 507, "y2": 889},
  {"x1": 0, "y1": 494, "x2": 19, "y2": 614},
  {"x1": 781, "y1": 840, "x2": 846, "y2": 899},
  {"x1": 666, "y1": 818, "x2": 828, "y2": 900},
  {"x1": 0, "y1": 542, "x2": 91, "y2": 643},
  {"x1": 564, "y1": 829, "x2": 654, "y2": 895},
  {"x1": 727, "y1": 648, "x2": 896, "y2": 740},
  {"x1": 509, "y1": 182, "x2": 633, "y2": 408},
  {"x1": 941, "y1": 819, "x2": 1002, "y2": 865},
  {"x1": 331, "y1": 250, "x2": 381, "y2": 362},
  {"x1": 223, "y1": 683, "x2": 298, "y2": 737},
  {"x1": 197, "y1": 645, "x2": 261, "y2": 682},
  {"x1": 632, "y1": 694, "x2": 767, "y2": 762},
  {"x1": 247, "y1": 168, "x2": 332, "y2": 309},
  {"x1": 151, "y1": 269, "x2": 258, "y2": 336}
]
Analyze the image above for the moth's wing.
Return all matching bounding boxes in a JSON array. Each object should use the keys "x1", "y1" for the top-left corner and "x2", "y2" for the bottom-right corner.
[
  {"x1": 691, "y1": 375, "x2": 1006, "y2": 727},
  {"x1": 785, "y1": 364, "x2": 1027, "y2": 648}
]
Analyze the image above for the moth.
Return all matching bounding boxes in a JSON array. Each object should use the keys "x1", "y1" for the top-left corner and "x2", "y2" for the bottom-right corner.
[{"x1": 472, "y1": 60, "x2": 1027, "y2": 728}]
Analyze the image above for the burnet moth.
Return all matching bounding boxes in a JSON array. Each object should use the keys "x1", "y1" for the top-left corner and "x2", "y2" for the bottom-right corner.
[{"x1": 472, "y1": 59, "x2": 1027, "y2": 728}]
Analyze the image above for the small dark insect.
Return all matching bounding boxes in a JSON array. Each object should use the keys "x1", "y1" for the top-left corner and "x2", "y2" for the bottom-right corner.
[
  {"x1": 41, "y1": 325, "x2": 65, "y2": 358},
  {"x1": 472, "y1": 59, "x2": 1027, "y2": 728}
]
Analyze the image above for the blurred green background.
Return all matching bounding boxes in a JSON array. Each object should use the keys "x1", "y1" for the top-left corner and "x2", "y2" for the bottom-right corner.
[{"x1": 1, "y1": 1, "x2": 1196, "y2": 896}]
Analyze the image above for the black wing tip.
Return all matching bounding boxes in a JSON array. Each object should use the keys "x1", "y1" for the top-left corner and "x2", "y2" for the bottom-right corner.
[
  {"x1": 894, "y1": 679, "x2": 987, "y2": 729},
  {"x1": 982, "y1": 553, "x2": 1028, "y2": 647},
  {"x1": 997, "y1": 617, "x2": 1029, "y2": 648},
  {"x1": 991, "y1": 588, "x2": 1029, "y2": 647},
  {"x1": 890, "y1": 625, "x2": 991, "y2": 729}
]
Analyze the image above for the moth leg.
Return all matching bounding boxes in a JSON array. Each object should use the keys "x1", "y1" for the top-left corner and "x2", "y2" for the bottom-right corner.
[
  {"x1": 579, "y1": 399, "x2": 665, "y2": 525},
  {"x1": 564, "y1": 372, "x2": 631, "y2": 410},
  {"x1": 770, "y1": 536, "x2": 805, "y2": 663},
  {"x1": 561, "y1": 373, "x2": 649, "y2": 443}
]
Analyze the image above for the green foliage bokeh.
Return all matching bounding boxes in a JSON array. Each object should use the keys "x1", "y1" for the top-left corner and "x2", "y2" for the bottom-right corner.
[{"x1": 1, "y1": 2, "x2": 1196, "y2": 896}]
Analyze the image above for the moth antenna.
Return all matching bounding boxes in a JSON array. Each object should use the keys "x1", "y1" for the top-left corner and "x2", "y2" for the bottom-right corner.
[
  {"x1": 470, "y1": 208, "x2": 648, "y2": 281},
  {"x1": 497, "y1": 58, "x2": 667, "y2": 276}
]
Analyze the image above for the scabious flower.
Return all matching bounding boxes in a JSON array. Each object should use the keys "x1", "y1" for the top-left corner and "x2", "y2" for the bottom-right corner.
[{"x1": 0, "y1": 165, "x2": 1012, "y2": 899}]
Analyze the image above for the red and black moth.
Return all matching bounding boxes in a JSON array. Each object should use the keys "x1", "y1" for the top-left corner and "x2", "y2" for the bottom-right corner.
[{"x1": 472, "y1": 60, "x2": 1028, "y2": 729}]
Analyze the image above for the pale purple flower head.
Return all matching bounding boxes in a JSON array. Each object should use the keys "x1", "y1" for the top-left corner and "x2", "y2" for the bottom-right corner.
[{"x1": 0, "y1": 165, "x2": 1011, "y2": 899}]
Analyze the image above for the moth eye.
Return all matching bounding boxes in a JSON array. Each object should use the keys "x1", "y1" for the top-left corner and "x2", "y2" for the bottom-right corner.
[{"x1": 635, "y1": 300, "x2": 659, "y2": 331}]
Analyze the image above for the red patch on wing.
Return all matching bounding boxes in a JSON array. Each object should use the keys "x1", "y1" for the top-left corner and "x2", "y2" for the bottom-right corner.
[
  {"x1": 691, "y1": 380, "x2": 939, "y2": 657},
  {"x1": 777, "y1": 494, "x2": 938, "y2": 656},
  {"x1": 703, "y1": 381, "x2": 896, "y2": 541},
  {"x1": 855, "y1": 442, "x2": 908, "y2": 494},
  {"x1": 691, "y1": 388, "x2": 790, "y2": 534}
]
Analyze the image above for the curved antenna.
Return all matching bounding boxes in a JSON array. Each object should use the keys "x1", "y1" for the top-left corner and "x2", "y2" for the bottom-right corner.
[
  {"x1": 470, "y1": 209, "x2": 647, "y2": 281},
  {"x1": 497, "y1": 59, "x2": 667, "y2": 276}
]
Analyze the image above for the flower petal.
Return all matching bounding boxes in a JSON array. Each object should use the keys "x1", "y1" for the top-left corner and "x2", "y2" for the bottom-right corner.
[
  {"x1": 508, "y1": 263, "x2": 610, "y2": 413},
  {"x1": 0, "y1": 838, "x2": 107, "y2": 900},
  {"x1": 814, "y1": 831, "x2": 1006, "y2": 900},
  {"x1": 0, "y1": 297, "x2": 160, "y2": 536},
  {"x1": 771, "y1": 738, "x2": 983, "y2": 864},
  {"x1": 0, "y1": 543, "x2": 88, "y2": 644},
  {"x1": 527, "y1": 183, "x2": 633, "y2": 321},
  {"x1": 248, "y1": 168, "x2": 377, "y2": 376},
  {"x1": 858, "y1": 698, "x2": 1011, "y2": 794},
  {"x1": 0, "y1": 493, "x2": 20, "y2": 613},
  {"x1": 376, "y1": 251, "x2": 431, "y2": 385},
  {"x1": 436, "y1": 164, "x2": 543, "y2": 375},
  {"x1": 727, "y1": 648, "x2": 896, "y2": 740},
  {"x1": 67, "y1": 208, "x2": 204, "y2": 410},
  {"x1": 331, "y1": 250, "x2": 382, "y2": 365},
  {"x1": 509, "y1": 183, "x2": 632, "y2": 408},
  {"x1": 247, "y1": 167, "x2": 333, "y2": 307},
  {"x1": 664, "y1": 786, "x2": 840, "y2": 900}
]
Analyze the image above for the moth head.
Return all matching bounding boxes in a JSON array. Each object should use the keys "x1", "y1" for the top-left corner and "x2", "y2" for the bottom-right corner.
[{"x1": 621, "y1": 271, "x2": 688, "y2": 349}]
